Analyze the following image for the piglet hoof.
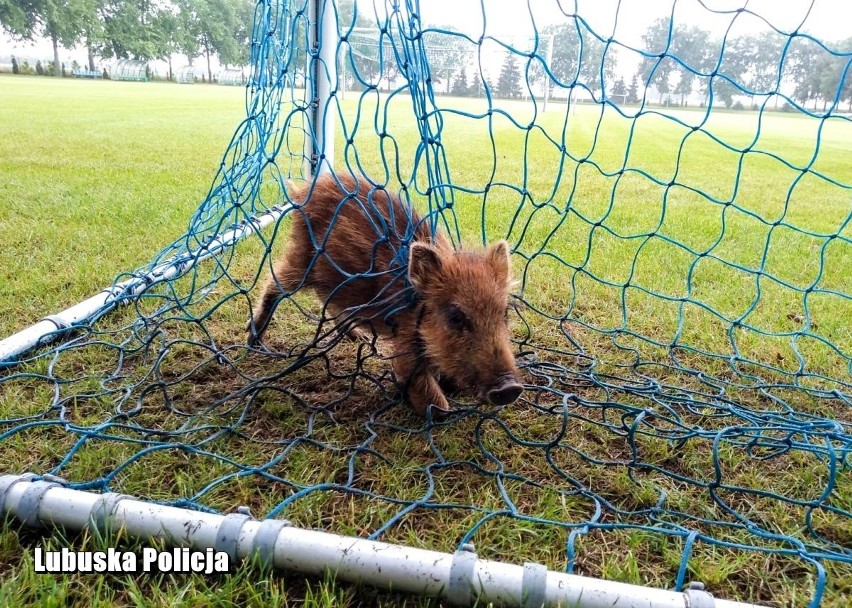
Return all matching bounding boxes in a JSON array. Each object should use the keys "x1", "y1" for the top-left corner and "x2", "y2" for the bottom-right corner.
[
  {"x1": 410, "y1": 395, "x2": 452, "y2": 418},
  {"x1": 424, "y1": 403, "x2": 454, "y2": 419},
  {"x1": 246, "y1": 321, "x2": 263, "y2": 348}
]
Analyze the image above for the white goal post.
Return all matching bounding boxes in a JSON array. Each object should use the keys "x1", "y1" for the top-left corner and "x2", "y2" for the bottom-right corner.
[{"x1": 0, "y1": 474, "x2": 766, "y2": 608}]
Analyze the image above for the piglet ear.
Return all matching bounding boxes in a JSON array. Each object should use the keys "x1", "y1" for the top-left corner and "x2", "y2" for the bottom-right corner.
[
  {"x1": 487, "y1": 240, "x2": 511, "y2": 284},
  {"x1": 408, "y1": 242, "x2": 442, "y2": 292}
]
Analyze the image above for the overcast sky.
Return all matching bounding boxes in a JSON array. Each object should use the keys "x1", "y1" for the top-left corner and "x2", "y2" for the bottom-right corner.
[
  {"x1": 409, "y1": 0, "x2": 851, "y2": 83},
  {"x1": 416, "y1": 0, "x2": 851, "y2": 44},
  {"x1": 420, "y1": 0, "x2": 852, "y2": 40}
]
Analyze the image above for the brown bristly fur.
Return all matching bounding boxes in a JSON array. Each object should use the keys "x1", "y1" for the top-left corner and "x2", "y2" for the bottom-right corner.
[{"x1": 248, "y1": 171, "x2": 522, "y2": 415}]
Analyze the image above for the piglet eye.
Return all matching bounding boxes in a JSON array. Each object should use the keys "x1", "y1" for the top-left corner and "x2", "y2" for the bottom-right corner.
[{"x1": 446, "y1": 305, "x2": 471, "y2": 332}]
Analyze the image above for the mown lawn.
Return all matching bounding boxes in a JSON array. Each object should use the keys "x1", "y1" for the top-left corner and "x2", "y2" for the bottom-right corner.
[{"x1": 0, "y1": 75, "x2": 850, "y2": 607}]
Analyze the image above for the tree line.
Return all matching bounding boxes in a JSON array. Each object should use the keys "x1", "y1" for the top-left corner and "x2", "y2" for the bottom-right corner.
[
  {"x1": 636, "y1": 18, "x2": 852, "y2": 110},
  {"x1": 0, "y1": 0, "x2": 255, "y2": 82},
  {"x1": 2, "y1": 3, "x2": 850, "y2": 111},
  {"x1": 445, "y1": 19, "x2": 852, "y2": 111}
]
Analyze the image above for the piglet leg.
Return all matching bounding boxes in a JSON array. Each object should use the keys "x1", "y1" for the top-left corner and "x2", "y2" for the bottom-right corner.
[
  {"x1": 248, "y1": 255, "x2": 306, "y2": 345},
  {"x1": 391, "y1": 344, "x2": 450, "y2": 415}
]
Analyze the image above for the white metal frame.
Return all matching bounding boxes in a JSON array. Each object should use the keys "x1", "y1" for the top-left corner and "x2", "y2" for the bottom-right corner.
[
  {"x1": 0, "y1": 204, "x2": 289, "y2": 364},
  {"x1": 0, "y1": 475, "x2": 765, "y2": 608},
  {"x1": 304, "y1": 0, "x2": 338, "y2": 176}
]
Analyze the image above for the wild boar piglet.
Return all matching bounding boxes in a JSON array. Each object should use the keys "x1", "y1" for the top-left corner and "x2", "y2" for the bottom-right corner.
[{"x1": 248, "y1": 172, "x2": 523, "y2": 415}]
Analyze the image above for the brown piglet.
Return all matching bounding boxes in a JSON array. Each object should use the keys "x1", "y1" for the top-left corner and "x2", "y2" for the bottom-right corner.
[{"x1": 247, "y1": 172, "x2": 523, "y2": 415}]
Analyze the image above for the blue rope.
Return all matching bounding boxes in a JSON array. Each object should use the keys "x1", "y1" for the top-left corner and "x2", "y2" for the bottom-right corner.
[{"x1": 2, "y1": 1, "x2": 851, "y2": 605}]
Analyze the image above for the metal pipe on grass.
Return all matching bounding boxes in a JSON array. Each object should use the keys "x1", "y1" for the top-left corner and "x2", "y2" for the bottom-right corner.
[
  {"x1": 0, "y1": 474, "x2": 767, "y2": 608},
  {"x1": 0, "y1": 204, "x2": 290, "y2": 365}
]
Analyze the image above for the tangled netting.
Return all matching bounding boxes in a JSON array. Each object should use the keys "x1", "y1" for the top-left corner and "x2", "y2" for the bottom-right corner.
[{"x1": 2, "y1": 1, "x2": 851, "y2": 605}]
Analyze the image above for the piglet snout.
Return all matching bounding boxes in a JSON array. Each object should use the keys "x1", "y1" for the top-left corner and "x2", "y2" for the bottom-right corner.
[{"x1": 486, "y1": 374, "x2": 523, "y2": 405}]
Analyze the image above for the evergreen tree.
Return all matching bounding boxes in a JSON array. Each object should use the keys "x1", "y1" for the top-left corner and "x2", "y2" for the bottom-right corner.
[
  {"x1": 627, "y1": 73, "x2": 640, "y2": 103},
  {"x1": 451, "y1": 64, "x2": 469, "y2": 97},
  {"x1": 470, "y1": 70, "x2": 483, "y2": 98},
  {"x1": 612, "y1": 76, "x2": 626, "y2": 98},
  {"x1": 496, "y1": 53, "x2": 521, "y2": 99},
  {"x1": 421, "y1": 25, "x2": 467, "y2": 93}
]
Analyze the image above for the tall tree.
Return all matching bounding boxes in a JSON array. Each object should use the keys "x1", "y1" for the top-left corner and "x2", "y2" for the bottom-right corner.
[
  {"x1": 747, "y1": 31, "x2": 784, "y2": 97},
  {"x1": 207, "y1": 0, "x2": 253, "y2": 69},
  {"x1": 173, "y1": 0, "x2": 200, "y2": 67},
  {"x1": 93, "y1": 0, "x2": 168, "y2": 62},
  {"x1": 816, "y1": 38, "x2": 852, "y2": 111},
  {"x1": 627, "y1": 73, "x2": 640, "y2": 103},
  {"x1": 639, "y1": 17, "x2": 678, "y2": 103},
  {"x1": 0, "y1": 0, "x2": 90, "y2": 76},
  {"x1": 712, "y1": 34, "x2": 751, "y2": 108},
  {"x1": 496, "y1": 52, "x2": 521, "y2": 99},
  {"x1": 542, "y1": 22, "x2": 579, "y2": 87},
  {"x1": 0, "y1": 0, "x2": 29, "y2": 34},
  {"x1": 451, "y1": 62, "x2": 469, "y2": 97},
  {"x1": 783, "y1": 35, "x2": 824, "y2": 109},
  {"x1": 843, "y1": 59, "x2": 852, "y2": 112},
  {"x1": 470, "y1": 68, "x2": 483, "y2": 98},
  {"x1": 155, "y1": 6, "x2": 174, "y2": 78},
  {"x1": 611, "y1": 76, "x2": 626, "y2": 97},
  {"x1": 672, "y1": 25, "x2": 713, "y2": 106},
  {"x1": 79, "y1": 0, "x2": 103, "y2": 71},
  {"x1": 639, "y1": 19, "x2": 715, "y2": 106},
  {"x1": 542, "y1": 20, "x2": 615, "y2": 98},
  {"x1": 710, "y1": 32, "x2": 784, "y2": 109},
  {"x1": 230, "y1": 0, "x2": 254, "y2": 68},
  {"x1": 182, "y1": 0, "x2": 238, "y2": 81},
  {"x1": 337, "y1": 0, "x2": 370, "y2": 31},
  {"x1": 840, "y1": 40, "x2": 852, "y2": 111}
]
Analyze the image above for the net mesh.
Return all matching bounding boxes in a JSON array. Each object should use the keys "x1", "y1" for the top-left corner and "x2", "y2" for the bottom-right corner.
[{"x1": 2, "y1": 0, "x2": 851, "y2": 605}]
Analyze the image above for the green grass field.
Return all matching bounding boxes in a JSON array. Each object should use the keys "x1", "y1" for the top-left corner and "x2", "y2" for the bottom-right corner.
[{"x1": 1, "y1": 75, "x2": 850, "y2": 607}]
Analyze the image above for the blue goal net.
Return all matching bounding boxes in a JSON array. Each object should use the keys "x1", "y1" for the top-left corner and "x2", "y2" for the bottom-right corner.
[{"x1": 1, "y1": 1, "x2": 850, "y2": 605}]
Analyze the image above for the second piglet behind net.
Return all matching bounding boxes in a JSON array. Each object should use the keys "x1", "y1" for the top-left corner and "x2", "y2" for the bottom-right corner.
[{"x1": 248, "y1": 172, "x2": 523, "y2": 415}]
